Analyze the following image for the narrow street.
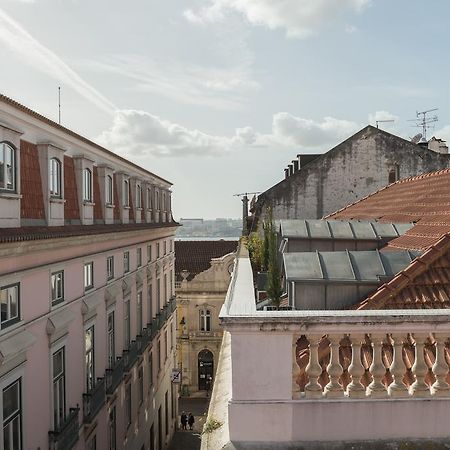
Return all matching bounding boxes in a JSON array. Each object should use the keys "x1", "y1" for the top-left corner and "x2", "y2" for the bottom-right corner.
[{"x1": 169, "y1": 397, "x2": 210, "y2": 450}]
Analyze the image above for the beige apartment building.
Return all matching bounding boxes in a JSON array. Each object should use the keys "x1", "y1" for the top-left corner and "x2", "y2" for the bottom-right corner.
[{"x1": 175, "y1": 240, "x2": 237, "y2": 396}]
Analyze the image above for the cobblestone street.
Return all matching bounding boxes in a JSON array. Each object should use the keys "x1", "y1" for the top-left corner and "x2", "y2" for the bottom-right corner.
[{"x1": 169, "y1": 397, "x2": 210, "y2": 450}]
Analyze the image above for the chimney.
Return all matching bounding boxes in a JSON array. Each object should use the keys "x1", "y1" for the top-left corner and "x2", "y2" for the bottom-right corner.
[
  {"x1": 428, "y1": 137, "x2": 449, "y2": 154},
  {"x1": 284, "y1": 168, "x2": 289, "y2": 179},
  {"x1": 288, "y1": 164, "x2": 294, "y2": 176},
  {"x1": 292, "y1": 160, "x2": 299, "y2": 172}
]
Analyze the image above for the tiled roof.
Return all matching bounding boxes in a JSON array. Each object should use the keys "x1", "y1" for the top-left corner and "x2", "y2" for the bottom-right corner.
[
  {"x1": 327, "y1": 168, "x2": 450, "y2": 251},
  {"x1": 0, "y1": 221, "x2": 177, "y2": 243},
  {"x1": 0, "y1": 94, "x2": 171, "y2": 185},
  {"x1": 356, "y1": 233, "x2": 450, "y2": 309},
  {"x1": 20, "y1": 141, "x2": 45, "y2": 221},
  {"x1": 175, "y1": 240, "x2": 238, "y2": 281}
]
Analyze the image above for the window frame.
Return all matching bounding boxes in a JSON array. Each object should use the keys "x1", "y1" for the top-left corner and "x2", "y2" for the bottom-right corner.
[
  {"x1": 2, "y1": 378, "x2": 22, "y2": 450},
  {"x1": 85, "y1": 326, "x2": 95, "y2": 392},
  {"x1": 0, "y1": 142, "x2": 16, "y2": 192},
  {"x1": 83, "y1": 168, "x2": 93, "y2": 202},
  {"x1": 123, "y1": 179, "x2": 129, "y2": 207},
  {"x1": 52, "y1": 346, "x2": 66, "y2": 430},
  {"x1": 106, "y1": 256, "x2": 114, "y2": 281},
  {"x1": 108, "y1": 405, "x2": 117, "y2": 450},
  {"x1": 84, "y1": 262, "x2": 94, "y2": 291},
  {"x1": 123, "y1": 251, "x2": 130, "y2": 274},
  {"x1": 107, "y1": 311, "x2": 115, "y2": 369},
  {"x1": 51, "y1": 270, "x2": 64, "y2": 306},
  {"x1": 49, "y1": 157, "x2": 62, "y2": 198},
  {"x1": 137, "y1": 291, "x2": 143, "y2": 333},
  {"x1": 106, "y1": 175, "x2": 113, "y2": 205},
  {"x1": 199, "y1": 309, "x2": 211, "y2": 332},
  {"x1": 136, "y1": 184, "x2": 142, "y2": 208},
  {"x1": 137, "y1": 248, "x2": 142, "y2": 268},
  {"x1": 0, "y1": 283, "x2": 20, "y2": 330}
]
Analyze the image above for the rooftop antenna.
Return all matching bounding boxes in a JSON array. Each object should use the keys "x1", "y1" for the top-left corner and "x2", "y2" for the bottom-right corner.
[
  {"x1": 376, "y1": 119, "x2": 395, "y2": 129},
  {"x1": 234, "y1": 192, "x2": 260, "y2": 236},
  {"x1": 58, "y1": 86, "x2": 61, "y2": 125},
  {"x1": 408, "y1": 108, "x2": 438, "y2": 142}
]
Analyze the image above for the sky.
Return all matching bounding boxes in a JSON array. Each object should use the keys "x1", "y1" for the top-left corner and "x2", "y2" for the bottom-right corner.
[{"x1": 1, "y1": 0, "x2": 450, "y2": 219}]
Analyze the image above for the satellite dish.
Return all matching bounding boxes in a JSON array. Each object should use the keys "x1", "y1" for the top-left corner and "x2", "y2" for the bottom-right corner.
[{"x1": 411, "y1": 133, "x2": 423, "y2": 144}]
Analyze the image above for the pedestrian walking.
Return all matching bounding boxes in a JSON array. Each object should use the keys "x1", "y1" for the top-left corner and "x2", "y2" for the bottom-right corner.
[
  {"x1": 188, "y1": 412, "x2": 195, "y2": 431},
  {"x1": 180, "y1": 411, "x2": 187, "y2": 430}
]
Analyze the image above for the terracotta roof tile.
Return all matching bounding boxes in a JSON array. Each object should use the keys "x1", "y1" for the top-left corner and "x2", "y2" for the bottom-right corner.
[{"x1": 175, "y1": 240, "x2": 238, "y2": 281}]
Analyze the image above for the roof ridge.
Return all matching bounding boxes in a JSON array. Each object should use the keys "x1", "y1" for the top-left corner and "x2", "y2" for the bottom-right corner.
[
  {"x1": 0, "y1": 93, "x2": 171, "y2": 185},
  {"x1": 356, "y1": 232, "x2": 450, "y2": 309}
]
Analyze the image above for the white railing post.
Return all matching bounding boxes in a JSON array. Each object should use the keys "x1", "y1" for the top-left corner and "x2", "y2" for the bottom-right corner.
[
  {"x1": 431, "y1": 333, "x2": 450, "y2": 397},
  {"x1": 305, "y1": 335, "x2": 323, "y2": 399},
  {"x1": 410, "y1": 333, "x2": 431, "y2": 397},
  {"x1": 388, "y1": 333, "x2": 409, "y2": 398},
  {"x1": 292, "y1": 335, "x2": 301, "y2": 400},
  {"x1": 367, "y1": 333, "x2": 388, "y2": 398},
  {"x1": 324, "y1": 334, "x2": 344, "y2": 398},
  {"x1": 346, "y1": 333, "x2": 366, "y2": 398}
]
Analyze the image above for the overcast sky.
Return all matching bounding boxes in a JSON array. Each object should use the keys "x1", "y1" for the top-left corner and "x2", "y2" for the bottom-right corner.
[{"x1": 1, "y1": 0, "x2": 450, "y2": 219}]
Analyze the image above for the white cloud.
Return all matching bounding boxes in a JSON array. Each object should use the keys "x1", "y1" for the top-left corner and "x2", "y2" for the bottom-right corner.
[
  {"x1": 435, "y1": 125, "x2": 450, "y2": 144},
  {"x1": 0, "y1": 8, "x2": 115, "y2": 113},
  {"x1": 80, "y1": 54, "x2": 259, "y2": 110},
  {"x1": 345, "y1": 24, "x2": 358, "y2": 34},
  {"x1": 97, "y1": 109, "x2": 361, "y2": 158},
  {"x1": 184, "y1": 0, "x2": 371, "y2": 38}
]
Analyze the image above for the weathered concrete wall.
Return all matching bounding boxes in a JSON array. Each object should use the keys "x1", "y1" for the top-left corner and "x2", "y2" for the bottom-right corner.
[{"x1": 254, "y1": 126, "x2": 450, "y2": 224}]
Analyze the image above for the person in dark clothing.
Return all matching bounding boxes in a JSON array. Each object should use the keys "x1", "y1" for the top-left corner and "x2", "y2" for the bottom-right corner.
[
  {"x1": 188, "y1": 412, "x2": 195, "y2": 430},
  {"x1": 181, "y1": 411, "x2": 187, "y2": 430}
]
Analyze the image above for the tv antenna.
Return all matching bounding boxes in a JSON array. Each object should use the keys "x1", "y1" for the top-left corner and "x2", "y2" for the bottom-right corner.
[
  {"x1": 408, "y1": 108, "x2": 438, "y2": 142},
  {"x1": 375, "y1": 119, "x2": 395, "y2": 129},
  {"x1": 58, "y1": 86, "x2": 61, "y2": 125}
]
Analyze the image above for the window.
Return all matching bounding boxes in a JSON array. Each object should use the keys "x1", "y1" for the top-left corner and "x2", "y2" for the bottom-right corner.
[
  {"x1": 107, "y1": 311, "x2": 115, "y2": 369},
  {"x1": 125, "y1": 382, "x2": 131, "y2": 428},
  {"x1": 170, "y1": 240, "x2": 173, "y2": 253},
  {"x1": 162, "y1": 192, "x2": 166, "y2": 212},
  {"x1": 0, "y1": 284, "x2": 19, "y2": 329},
  {"x1": 107, "y1": 256, "x2": 114, "y2": 281},
  {"x1": 157, "y1": 340, "x2": 161, "y2": 373},
  {"x1": 49, "y1": 158, "x2": 62, "y2": 197},
  {"x1": 87, "y1": 436, "x2": 96, "y2": 450},
  {"x1": 147, "y1": 188, "x2": 152, "y2": 210},
  {"x1": 200, "y1": 309, "x2": 211, "y2": 332},
  {"x1": 123, "y1": 251, "x2": 130, "y2": 274},
  {"x1": 0, "y1": 143, "x2": 15, "y2": 191},
  {"x1": 163, "y1": 330, "x2": 167, "y2": 362},
  {"x1": 84, "y1": 262, "x2": 94, "y2": 290},
  {"x1": 137, "y1": 291, "x2": 142, "y2": 333},
  {"x1": 106, "y1": 175, "x2": 113, "y2": 205},
  {"x1": 165, "y1": 391, "x2": 169, "y2": 436},
  {"x1": 156, "y1": 191, "x2": 159, "y2": 210},
  {"x1": 137, "y1": 248, "x2": 142, "y2": 267},
  {"x1": 163, "y1": 240, "x2": 167, "y2": 256},
  {"x1": 148, "y1": 352, "x2": 153, "y2": 388},
  {"x1": 123, "y1": 179, "x2": 129, "y2": 207},
  {"x1": 138, "y1": 365, "x2": 143, "y2": 405},
  {"x1": 148, "y1": 284, "x2": 153, "y2": 322},
  {"x1": 156, "y1": 279, "x2": 161, "y2": 311},
  {"x1": 157, "y1": 243, "x2": 160, "y2": 259},
  {"x1": 164, "y1": 274, "x2": 167, "y2": 305},
  {"x1": 170, "y1": 322, "x2": 174, "y2": 350},
  {"x1": 52, "y1": 347, "x2": 66, "y2": 429},
  {"x1": 389, "y1": 165, "x2": 399, "y2": 184},
  {"x1": 147, "y1": 244, "x2": 152, "y2": 263},
  {"x1": 85, "y1": 326, "x2": 95, "y2": 391},
  {"x1": 124, "y1": 301, "x2": 130, "y2": 349},
  {"x1": 3, "y1": 378, "x2": 22, "y2": 450},
  {"x1": 170, "y1": 270, "x2": 173, "y2": 298},
  {"x1": 136, "y1": 185, "x2": 142, "y2": 208},
  {"x1": 108, "y1": 406, "x2": 117, "y2": 450},
  {"x1": 51, "y1": 271, "x2": 64, "y2": 306},
  {"x1": 83, "y1": 168, "x2": 92, "y2": 202}
]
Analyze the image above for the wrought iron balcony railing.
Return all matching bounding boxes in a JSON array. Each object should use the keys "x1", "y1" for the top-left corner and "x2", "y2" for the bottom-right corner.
[
  {"x1": 123, "y1": 340, "x2": 139, "y2": 372},
  {"x1": 48, "y1": 407, "x2": 80, "y2": 450},
  {"x1": 106, "y1": 357, "x2": 124, "y2": 395},
  {"x1": 83, "y1": 378, "x2": 106, "y2": 423}
]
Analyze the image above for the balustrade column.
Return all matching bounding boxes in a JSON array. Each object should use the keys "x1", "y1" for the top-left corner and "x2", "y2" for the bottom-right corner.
[
  {"x1": 410, "y1": 333, "x2": 431, "y2": 397},
  {"x1": 305, "y1": 335, "x2": 323, "y2": 399},
  {"x1": 346, "y1": 333, "x2": 366, "y2": 398},
  {"x1": 292, "y1": 335, "x2": 301, "y2": 400},
  {"x1": 324, "y1": 334, "x2": 344, "y2": 398},
  {"x1": 388, "y1": 334, "x2": 409, "y2": 398},
  {"x1": 431, "y1": 333, "x2": 450, "y2": 397},
  {"x1": 367, "y1": 333, "x2": 388, "y2": 398}
]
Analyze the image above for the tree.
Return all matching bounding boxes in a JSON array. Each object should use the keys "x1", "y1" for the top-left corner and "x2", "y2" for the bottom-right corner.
[{"x1": 265, "y1": 208, "x2": 283, "y2": 307}]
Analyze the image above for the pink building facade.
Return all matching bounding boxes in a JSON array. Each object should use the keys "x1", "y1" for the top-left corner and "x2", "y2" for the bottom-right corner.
[{"x1": 0, "y1": 95, "x2": 178, "y2": 450}]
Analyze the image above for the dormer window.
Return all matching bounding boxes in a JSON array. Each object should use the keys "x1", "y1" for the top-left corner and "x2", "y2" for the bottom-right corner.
[
  {"x1": 106, "y1": 175, "x2": 113, "y2": 205},
  {"x1": 123, "y1": 179, "x2": 129, "y2": 206},
  {"x1": 136, "y1": 184, "x2": 142, "y2": 208},
  {"x1": 49, "y1": 158, "x2": 62, "y2": 197},
  {"x1": 0, "y1": 142, "x2": 16, "y2": 191},
  {"x1": 83, "y1": 168, "x2": 92, "y2": 202}
]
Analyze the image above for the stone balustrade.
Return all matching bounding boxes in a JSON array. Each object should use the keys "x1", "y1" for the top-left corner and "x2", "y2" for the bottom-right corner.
[{"x1": 293, "y1": 331, "x2": 450, "y2": 400}]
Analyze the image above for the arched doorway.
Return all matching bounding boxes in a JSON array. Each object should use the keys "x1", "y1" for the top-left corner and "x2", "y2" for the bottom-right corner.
[{"x1": 198, "y1": 349, "x2": 213, "y2": 391}]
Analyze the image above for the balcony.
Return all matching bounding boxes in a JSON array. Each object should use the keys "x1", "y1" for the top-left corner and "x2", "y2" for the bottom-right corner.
[
  {"x1": 48, "y1": 407, "x2": 80, "y2": 450},
  {"x1": 123, "y1": 340, "x2": 139, "y2": 372},
  {"x1": 218, "y1": 247, "x2": 450, "y2": 446},
  {"x1": 83, "y1": 378, "x2": 106, "y2": 423},
  {"x1": 136, "y1": 334, "x2": 144, "y2": 355},
  {"x1": 106, "y1": 357, "x2": 124, "y2": 395},
  {"x1": 189, "y1": 330, "x2": 222, "y2": 339}
]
